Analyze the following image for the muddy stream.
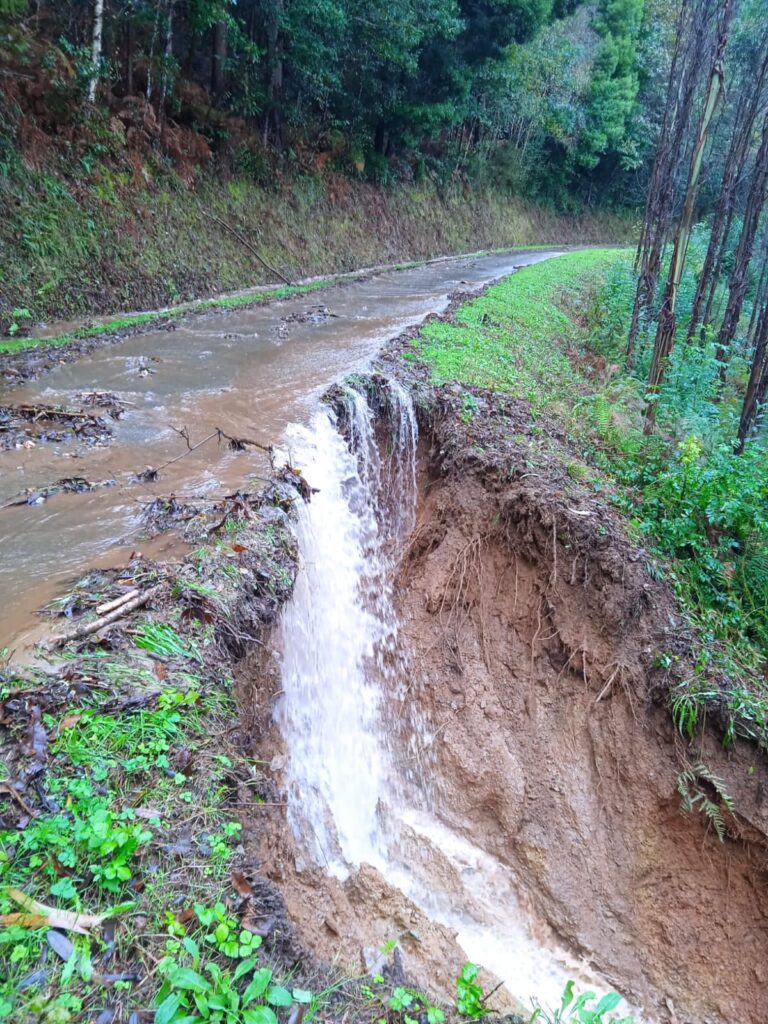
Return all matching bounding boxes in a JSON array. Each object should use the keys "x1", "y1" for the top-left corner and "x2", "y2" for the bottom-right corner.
[
  {"x1": 0, "y1": 250, "x2": 561, "y2": 649},
  {"x1": 3, "y1": 248, "x2": 661, "y2": 1019}
]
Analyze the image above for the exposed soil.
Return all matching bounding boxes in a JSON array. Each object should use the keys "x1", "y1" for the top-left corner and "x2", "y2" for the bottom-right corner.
[
  {"x1": 386, "y1": 388, "x2": 768, "y2": 1022},
  {"x1": 243, "y1": 356, "x2": 768, "y2": 1024}
]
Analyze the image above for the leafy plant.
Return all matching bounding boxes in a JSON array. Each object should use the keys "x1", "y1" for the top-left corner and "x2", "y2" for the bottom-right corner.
[
  {"x1": 529, "y1": 981, "x2": 632, "y2": 1023},
  {"x1": 676, "y1": 762, "x2": 734, "y2": 842},
  {"x1": 455, "y1": 963, "x2": 488, "y2": 1019}
]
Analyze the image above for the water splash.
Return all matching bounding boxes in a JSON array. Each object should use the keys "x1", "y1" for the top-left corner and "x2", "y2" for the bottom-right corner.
[
  {"x1": 276, "y1": 380, "x2": 418, "y2": 877},
  {"x1": 276, "y1": 377, "x2": 642, "y2": 1019}
]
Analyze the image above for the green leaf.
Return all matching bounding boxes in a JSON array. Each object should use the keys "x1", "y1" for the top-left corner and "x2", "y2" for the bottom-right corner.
[
  {"x1": 243, "y1": 1008, "x2": 278, "y2": 1024},
  {"x1": 560, "y1": 981, "x2": 575, "y2": 1013},
  {"x1": 594, "y1": 993, "x2": 621, "y2": 1017},
  {"x1": 242, "y1": 968, "x2": 273, "y2": 1005},
  {"x1": 266, "y1": 985, "x2": 293, "y2": 1007},
  {"x1": 155, "y1": 992, "x2": 182, "y2": 1024},
  {"x1": 292, "y1": 989, "x2": 313, "y2": 1004},
  {"x1": 169, "y1": 968, "x2": 210, "y2": 994},
  {"x1": 234, "y1": 958, "x2": 257, "y2": 982}
]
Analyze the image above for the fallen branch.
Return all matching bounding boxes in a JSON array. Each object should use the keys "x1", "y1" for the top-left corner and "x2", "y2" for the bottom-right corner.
[
  {"x1": 54, "y1": 585, "x2": 163, "y2": 647},
  {"x1": 0, "y1": 782, "x2": 39, "y2": 818},
  {"x1": 202, "y1": 211, "x2": 293, "y2": 286},
  {"x1": 96, "y1": 588, "x2": 141, "y2": 616}
]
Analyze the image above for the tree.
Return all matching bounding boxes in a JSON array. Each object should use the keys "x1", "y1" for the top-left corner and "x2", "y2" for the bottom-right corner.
[
  {"x1": 643, "y1": 0, "x2": 733, "y2": 435},
  {"x1": 87, "y1": 0, "x2": 105, "y2": 103},
  {"x1": 714, "y1": 108, "x2": 768, "y2": 383}
]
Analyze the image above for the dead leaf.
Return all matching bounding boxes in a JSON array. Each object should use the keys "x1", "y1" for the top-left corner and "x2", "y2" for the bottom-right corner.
[
  {"x1": 9, "y1": 889, "x2": 104, "y2": 935},
  {"x1": 59, "y1": 713, "x2": 82, "y2": 731},
  {"x1": 46, "y1": 930, "x2": 75, "y2": 961},
  {"x1": 231, "y1": 543, "x2": 247, "y2": 554},
  {"x1": 176, "y1": 907, "x2": 196, "y2": 924},
  {"x1": 231, "y1": 871, "x2": 254, "y2": 898},
  {"x1": 153, "y1": 661, "x2": 167, "y2": 681},
  {"x1": 0, "y1": 913, "x2": 48, "y2": 928}
]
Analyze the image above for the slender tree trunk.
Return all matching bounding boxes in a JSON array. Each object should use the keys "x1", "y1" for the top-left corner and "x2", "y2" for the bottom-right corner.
[
  {"x1": 87, "y1": 0, "x2": 105, "y2": 103},
  {"x1": 715, "y1": 108, "x2": 768, "y2": 384},
  {"x1": 736, "y1": 298, "x2": 768, "y2": 451},
  {"x1": 158, "y1": 1, "x2": 174, "y2": 114},
  {"x1": 125, "y1": 12, "x2": 134, "y2": 95},
  {"x1": 643, "y1": 0, "x2": 732, "y2": 435},
  {"x1": 685, "y1": 59, "x2": 768, "y2": 345},
  {"x1": 627, "y1": 0, "x2": 708, "y2": 366},
  {"x1": 211, "y1": 20, "x2": 227, "y2": 97},
  {"x1": 261, "y1": 0, "x2": 284, "y2": 146}
]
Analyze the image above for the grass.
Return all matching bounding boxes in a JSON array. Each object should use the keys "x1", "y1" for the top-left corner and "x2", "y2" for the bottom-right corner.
[
  {"x1": 413, "y1": 249, "x2": 619, "y2": 415},
  {"x1": 411, "y1": 247, "x2": 768, "y2": 754},
  {"x1": 0, "y1": 279, "x2": 336, "y2": 354}
]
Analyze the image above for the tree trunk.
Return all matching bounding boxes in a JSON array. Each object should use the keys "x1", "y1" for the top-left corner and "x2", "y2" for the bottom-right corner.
[
  {"x1": 261, "y1": 0, "x2": 284, "y2": 146},
  {"x1": 736, "y1": 298, "x2": 768, "y2": 452},
  {"x1": 211, "y1": 19, "x2": 227, "y2": 97},
  {"x1": 627, "y1": 0, "x2": 709, "y2": 366},
  {"x1": 87, "y1": 0, "x2": 105, "y2": 103},
  {"x1": 125, "y1": 11, "x2": 134, "y2": 95},
  {"x1": 685, "y1": 66, "x2": 768, "y2": 345},
  {"x1": 643, "y1": 0, "x2": 732, "y2": 435},
  {"x1": 715, "y1": 108, "x2": 768, "y2": 384}
]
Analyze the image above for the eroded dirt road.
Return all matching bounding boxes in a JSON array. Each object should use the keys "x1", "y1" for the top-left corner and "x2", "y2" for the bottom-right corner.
[{"x1": 0, "y1": 250, "x2": 563, "y2": 650}]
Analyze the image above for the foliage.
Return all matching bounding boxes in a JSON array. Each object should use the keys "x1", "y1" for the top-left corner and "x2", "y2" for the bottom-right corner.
[
  {"x1": 529, "y1": 980, "x2": 632, "y2": 1023},
  {"x1": 455, "y1": 963, "x2": 488, "y2": 1019},
  {"x1": 676, "y1": 762, "x2": 735, "y2": 842}
]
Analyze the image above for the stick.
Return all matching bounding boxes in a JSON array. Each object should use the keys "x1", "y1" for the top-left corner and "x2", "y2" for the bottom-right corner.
[
  {"x1": 202, "y1": 211, "x2": 293, "y2": 286},
  {"x1": 0, "y1": 783, "x2": 39, "y2": 818},
  {"x1": 96, "y1": 589, "x2": 141, "y2": 616},
  {"x1": 54, "y1": 585, "x2": 163, "y2": 647}
]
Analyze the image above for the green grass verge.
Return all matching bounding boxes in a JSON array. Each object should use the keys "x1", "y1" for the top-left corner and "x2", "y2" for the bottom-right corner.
[
  {"x1": 411, "y1": 248, "x2": 768, "y2": 752},
  {"x1": 0, "y1": 279, "x2": 336, "y2": 354}
]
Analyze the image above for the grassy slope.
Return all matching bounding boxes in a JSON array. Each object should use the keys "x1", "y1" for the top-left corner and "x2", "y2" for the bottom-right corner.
[
  {"x1": 0, "y1": 151, "x2": 633, "y2": 335},
  {"x1": 410, "y1": 249, "x2": 768, "y2": 751}
]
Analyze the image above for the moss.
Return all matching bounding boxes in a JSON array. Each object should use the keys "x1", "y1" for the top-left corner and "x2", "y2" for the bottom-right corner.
[{"x1": 0, "y1": 144, "x2": 633, "y2": 334}]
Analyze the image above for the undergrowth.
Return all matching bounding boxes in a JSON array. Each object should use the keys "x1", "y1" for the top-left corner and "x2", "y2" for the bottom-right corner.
[{"x1": 411, "y1": 248, "x2": 768, "y2": 753}]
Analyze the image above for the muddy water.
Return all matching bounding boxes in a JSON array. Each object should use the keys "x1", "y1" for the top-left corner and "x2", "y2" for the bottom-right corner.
[
  {"x1": 275, "y1": 382, "x2": 641, "y2": 1019},
  {"x1": 0, "y1": 250, "x2": 562, "y2": 650}
]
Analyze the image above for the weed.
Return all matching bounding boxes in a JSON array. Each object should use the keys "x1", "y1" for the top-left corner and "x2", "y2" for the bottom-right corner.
[
  {"x1": 529, "y1": 980, "x2": 632, "y2": 1023},
  {"x1": 134, "y1": 622, "x2": 203, "y2": 663},
  {"x1": 676, "y1": 762, "x2": 734, "y2": 842},
  {"x1": 455, "y1": 963, "x2": 488, "y2": 1019}
]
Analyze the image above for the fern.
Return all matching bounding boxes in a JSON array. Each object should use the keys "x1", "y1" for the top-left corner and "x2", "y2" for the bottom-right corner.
[{"x1": 676, "y1": 762, "x2": 734, "y2": 842}]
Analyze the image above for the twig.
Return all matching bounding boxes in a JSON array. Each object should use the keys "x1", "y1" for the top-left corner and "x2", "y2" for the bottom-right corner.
[
  {"x1": 201, "y1": 211, "x2": 292, "y2": 285},
  {"x1": 53, "y1": 585, "x2": 163, "y2": 647},
  {"x1": 96, "y1": 589, "x2": 141, "y2": 616},
  {"x1": 0, "y1": 783, "x2": 39, "y2": 818}
]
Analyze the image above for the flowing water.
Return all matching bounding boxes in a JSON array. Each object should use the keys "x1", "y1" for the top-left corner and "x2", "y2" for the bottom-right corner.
[
  {"x1": 276, "y1": 381, "x2": 641, "y2": 1018},
  {"x1": 0, "y1": 249, "x2": 563, "y2": 650}
]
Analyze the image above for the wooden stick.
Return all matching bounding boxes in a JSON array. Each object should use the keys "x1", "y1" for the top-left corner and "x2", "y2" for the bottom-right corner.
[
  {"x1": 54, "y1": 585, "x2": 163, "y2": 647},
  {"x1": 96, "y1": 588, "x2": 140, "y2": 616},
  {"x1": 202, "y1": 211, "x2": 293, "y2": 286}
]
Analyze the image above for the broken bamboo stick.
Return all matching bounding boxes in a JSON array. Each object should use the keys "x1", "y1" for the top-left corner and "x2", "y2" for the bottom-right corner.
[
  {"x1": 95, "y1": 588, "x2": 141, "y2": 616},
  {"x1": 54, "y1": 585, "x2": 163, "y2": 647}
]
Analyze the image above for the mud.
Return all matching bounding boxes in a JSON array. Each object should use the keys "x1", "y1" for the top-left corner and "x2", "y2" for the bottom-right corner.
[
  {"x1": 388, "y1": 396, "x2": 768, "y2": 1022},
  {"x1": 242, "y1": 370, "x2": 768, "y2": 1024}
]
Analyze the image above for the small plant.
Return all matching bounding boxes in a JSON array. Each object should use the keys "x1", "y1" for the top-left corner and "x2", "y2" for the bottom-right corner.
[
  {"x1": 529, "y1": 981, "x2": 632, "y2": 1023},
  {"x1": 676, "y1": 762, "x2": 734, "y2": 842},
  {"x1": 7, "y1": 307, "x2": 31, "y2": 337},
  {"x1": 135, "y1": 622, "x2": 202, "y2": 663},
  {"x1": 456, "y1": 963, "x2": 488, "y2": 1019}
]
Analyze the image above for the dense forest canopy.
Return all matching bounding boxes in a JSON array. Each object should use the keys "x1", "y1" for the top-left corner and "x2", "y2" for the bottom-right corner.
[{"x1": 0, "y1": 0, "x2": 670, "y2": 202}]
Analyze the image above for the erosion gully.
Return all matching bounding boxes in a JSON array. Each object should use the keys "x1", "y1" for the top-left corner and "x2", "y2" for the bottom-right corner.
[{"x1": 1, "y1": 248, "x2": 642, "y2": 1017}]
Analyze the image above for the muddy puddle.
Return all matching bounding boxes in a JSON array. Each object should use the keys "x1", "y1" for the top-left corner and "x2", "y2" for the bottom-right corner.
[{"x1": 0, "y1": 250, "x2": 562, "y2": 651}]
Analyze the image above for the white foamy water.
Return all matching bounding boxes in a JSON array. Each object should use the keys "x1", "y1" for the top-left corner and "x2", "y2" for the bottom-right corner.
[{"x1": 276, "y1": 379, "x2": 641, "y2": 1019}]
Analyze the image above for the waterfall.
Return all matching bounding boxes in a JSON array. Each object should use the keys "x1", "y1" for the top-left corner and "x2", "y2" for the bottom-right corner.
[
  {"x1": 275, "y1": 376, "x2": 640, "y2": 1019},
  {"x1": 275, "y1": 378, "x2": 418, "y2": 878}
]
